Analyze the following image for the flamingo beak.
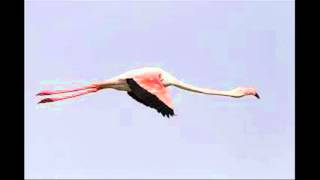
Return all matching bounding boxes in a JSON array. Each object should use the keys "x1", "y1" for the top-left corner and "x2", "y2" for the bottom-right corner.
[{"x1": 254, "y1": 93, "x2": 260, "y2": 99}]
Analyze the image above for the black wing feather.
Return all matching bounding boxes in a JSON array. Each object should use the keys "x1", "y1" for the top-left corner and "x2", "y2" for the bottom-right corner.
[{"x1": 126, "y1": 78, "x2": 174, "y2": 117}]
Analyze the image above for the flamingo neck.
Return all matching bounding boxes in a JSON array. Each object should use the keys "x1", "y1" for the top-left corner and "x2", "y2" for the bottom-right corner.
[{"x1": 172, "y1": 81, "x2": 234, "y2": 97}]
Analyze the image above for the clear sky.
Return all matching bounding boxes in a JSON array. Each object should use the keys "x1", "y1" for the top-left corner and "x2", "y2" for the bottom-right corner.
[{"x1": 25, "y1": 1, "x2": 294, "y2": 179}]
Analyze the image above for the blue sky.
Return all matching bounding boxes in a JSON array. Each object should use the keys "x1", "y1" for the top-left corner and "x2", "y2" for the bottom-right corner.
[{"x1": 25, "y1": 1, "x2": 294, "y2": 179}]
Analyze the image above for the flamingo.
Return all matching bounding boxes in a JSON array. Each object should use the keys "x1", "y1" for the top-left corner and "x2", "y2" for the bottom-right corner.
[{"x1": 37, "y1": 67, "x2": 260, "y2": 118}]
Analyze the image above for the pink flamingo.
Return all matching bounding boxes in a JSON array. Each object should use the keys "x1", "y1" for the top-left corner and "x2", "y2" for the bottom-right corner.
[{"x1": 37, "y1": 67, "x2": 260, "y2": 117}]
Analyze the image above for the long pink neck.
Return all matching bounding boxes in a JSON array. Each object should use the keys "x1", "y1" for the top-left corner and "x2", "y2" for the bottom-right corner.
[{"x1": 172, "y1": 80, "x2": 235, "y2": 97}]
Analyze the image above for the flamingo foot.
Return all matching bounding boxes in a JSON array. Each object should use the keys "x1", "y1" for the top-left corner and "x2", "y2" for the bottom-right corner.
[
  {"x1": 36, "y1": 91, "x2": 53, "y2": 96},
  {"x1": 38, "y1": 98, "x2": 55, "y2": 104}
]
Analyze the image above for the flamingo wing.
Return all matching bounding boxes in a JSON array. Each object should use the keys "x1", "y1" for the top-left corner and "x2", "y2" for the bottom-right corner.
[{"x1": 126, "y1": 76, "x2": 174, "y2": 117}]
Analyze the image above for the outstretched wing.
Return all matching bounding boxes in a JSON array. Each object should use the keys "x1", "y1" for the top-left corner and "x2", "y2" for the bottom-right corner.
[{"x1": 126, "y1": 75, "x2": 174, "y2": 117}]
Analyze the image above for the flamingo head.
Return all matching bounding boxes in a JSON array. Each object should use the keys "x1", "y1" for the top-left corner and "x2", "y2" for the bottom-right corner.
[{"x1": 231, "y1": 87, "x2": 260, "y2": 99}]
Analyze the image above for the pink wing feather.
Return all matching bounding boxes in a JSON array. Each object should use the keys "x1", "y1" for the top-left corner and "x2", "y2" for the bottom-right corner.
[{"x1": 132, "y1": 73, "x2": 173, "y2": 109}]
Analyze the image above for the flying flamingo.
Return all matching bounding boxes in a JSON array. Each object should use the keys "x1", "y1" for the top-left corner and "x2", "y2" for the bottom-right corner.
[{"x1": 37, "y1": 67, "x2": 260, "y2": 117}]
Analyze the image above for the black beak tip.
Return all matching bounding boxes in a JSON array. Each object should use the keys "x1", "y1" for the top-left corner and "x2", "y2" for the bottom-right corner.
[{"x1": 255, "y1": 93, "x2": 260, "y2": 99}]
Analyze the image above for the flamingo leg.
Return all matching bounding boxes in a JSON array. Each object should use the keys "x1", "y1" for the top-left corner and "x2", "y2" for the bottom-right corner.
[
  {"x1": 38, "y1": 88, "x2": 100, "y2": 104},
  {"x1": 36, "y1": 78, "x2": 121, "y2": 96},
  {"x1": 36, "y1": 84, "x2": 98, "y2": 96},
  {"x1": 37, "y1": 78, "x2": 122, "y2": 104}
]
